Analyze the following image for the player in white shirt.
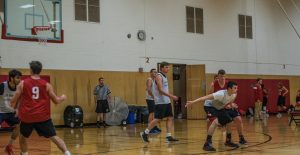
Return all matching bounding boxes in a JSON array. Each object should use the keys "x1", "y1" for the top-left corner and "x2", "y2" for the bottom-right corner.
[{"x1": 186, "y1": 81, "x2": 240, "y2": 151}]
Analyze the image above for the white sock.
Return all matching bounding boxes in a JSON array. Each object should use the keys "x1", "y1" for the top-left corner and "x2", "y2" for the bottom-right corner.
[
  {"x1": 144, "y1": 129, "x2": 150, "y2": 134},
  {"x1": 21, "y1": 152, "x2": 28, "y2": 155},
  {"x1": 64, "y1": 151, "x2": 71, "y2": 155},
  {"x1": 166, "y1": 133, "x2": 172, "y2": 137}
]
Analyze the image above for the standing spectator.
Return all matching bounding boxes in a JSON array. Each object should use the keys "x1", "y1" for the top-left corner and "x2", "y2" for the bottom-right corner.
[
  {"x1": 94, "y1": 77, "x2": 112, "y2": 128},
  {"x1": 253, "y1": 78, "x2": 263, "y2": 120},
  {"x1": 277, "y1": 82, "x2": 288, "y2": 118},
  {"x1": 0, "y1": 69, "x2": 22, "y2": 155}
]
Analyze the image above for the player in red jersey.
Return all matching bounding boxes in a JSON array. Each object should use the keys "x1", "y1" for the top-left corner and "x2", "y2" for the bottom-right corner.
[
  {"x1": 207, "y1": 70, "x2": 228, "y2": 129},
  {"x1": 209, "y1": 70, "x2": 227, "y2": 94},
  {"x1": 208, "y1": 69, "x2": 247, "y2": 145},
  {"x1": 11, "y1": 61, "x2": 71, "y2": 155}
]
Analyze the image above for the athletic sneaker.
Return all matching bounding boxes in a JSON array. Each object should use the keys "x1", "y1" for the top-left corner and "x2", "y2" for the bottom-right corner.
[
  {"x1": 153, "y1": 126, "x2": 162, "y2": 132},
  {"x1": 140, "y1": 132, "x2": 149, "y2": 143},
  {"x1": 277, "y1": 113, "x2": 282, "y2": 118},
  {"x1": 203, "y1": 142, "x2": 216, "y2": 151},
  {"x1": 149, "y1": 128, "x2": 161, "y2": 134},
  {"x1": 166, "y1": 136, "x2": 179, "y2": 142},
  {"x1": 239, "y1": 137, "x2": 248, "y2": 145},
  {"x1": 5, "y1": 144, "x2": 13, "y2": 155},
  {"x1": 96, "y1": 123, "x2": 101, "y2": 128},
  {"x1": 225, "y1": 141, "x2": 239, "y2": 148}
]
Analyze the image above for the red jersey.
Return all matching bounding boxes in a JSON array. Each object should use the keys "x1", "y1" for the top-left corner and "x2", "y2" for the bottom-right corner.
[
  {"x1": 253, "y1": 83, "x2": 263, "y2": 102},
  {"x1": 213, "y1": 80, "x2": 227, "y2": 92},
  {"x1": 19, "y1": 77, "x2": 50, "y2": 123}
]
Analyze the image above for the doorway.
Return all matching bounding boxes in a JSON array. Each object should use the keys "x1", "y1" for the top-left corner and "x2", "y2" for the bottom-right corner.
[{"x1": 172, "y1": 64, "x2": 187, "y2": 119}]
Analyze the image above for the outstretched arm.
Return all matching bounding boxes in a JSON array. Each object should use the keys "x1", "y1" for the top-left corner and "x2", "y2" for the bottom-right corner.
[
  {"x1": 47, "y1": 83, "x2": 66, "y2": 104},
  {"x1": 11, "y1": 81, "x2": 23, "y2": 109},
  {"x1": 185, "y1": 94, "x2": 214, "y2": 108}
]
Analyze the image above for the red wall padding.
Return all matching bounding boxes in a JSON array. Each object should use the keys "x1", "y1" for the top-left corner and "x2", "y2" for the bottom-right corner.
[
  {"x1": 228, "y1": 79, "x2": 290, "y2": 113},
  {"x1": 0, "y1": 75, "x2": 50, "y2": 129}
]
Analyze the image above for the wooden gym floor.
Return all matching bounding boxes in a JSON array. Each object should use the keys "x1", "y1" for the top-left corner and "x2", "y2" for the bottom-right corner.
[{"x1": 1, "y1": 114, "x2": 300, "y2": 155}]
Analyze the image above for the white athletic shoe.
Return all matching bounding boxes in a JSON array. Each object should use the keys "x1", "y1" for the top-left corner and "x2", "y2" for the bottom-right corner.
[{"x1": 276, "y1": 113, "x2": 282, "y2": 118}]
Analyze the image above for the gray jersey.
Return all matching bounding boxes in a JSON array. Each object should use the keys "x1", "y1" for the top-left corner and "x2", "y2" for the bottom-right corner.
[
  {"x1": 94, "y1": 85, "x2": 111, "y2": 100},
  {"x1": 0, "y1": 81, "x2": 16, "y2": 113},
  {"x1": 204, "y1": 90, "x2": 236, "y2": 110},
  {"x1": 152, "y1": 73, "x2": 171, "y2": 104},
  {"x1": 146, "y1": 77, "x2": 154, "y2": 100}
]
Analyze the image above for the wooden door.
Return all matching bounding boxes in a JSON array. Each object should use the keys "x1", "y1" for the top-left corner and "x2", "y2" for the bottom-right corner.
[{"x1": 186, "y1": 65, "x2": 206, "y2": 119}]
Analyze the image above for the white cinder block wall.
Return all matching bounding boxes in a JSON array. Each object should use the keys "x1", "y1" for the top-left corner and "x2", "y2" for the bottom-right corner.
[{"x1": 0, "y1": 0, "x2": 300, "y2": 75}]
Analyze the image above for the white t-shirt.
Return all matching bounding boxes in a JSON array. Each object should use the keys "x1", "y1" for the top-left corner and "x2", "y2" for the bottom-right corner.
[{"x1": 204, "y1": 90, "x2": 236, "y2": 110}]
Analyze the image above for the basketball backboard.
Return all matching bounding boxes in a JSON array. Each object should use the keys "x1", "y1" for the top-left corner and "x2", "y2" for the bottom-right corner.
[{"x1": 2, "y1": 0, "x2": 63, "y2": 43}]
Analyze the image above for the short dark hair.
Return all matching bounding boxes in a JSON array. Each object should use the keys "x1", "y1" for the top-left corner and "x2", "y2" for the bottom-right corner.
[
  {"x1": 160, "y1": 61, "x2": 170, "y2": 69},
  {"x1": 8, "y1": 69, "x2": 22, "y2": 81},
  {"x1": 257, "y1": 78, "x2": 262, "y2": 82},
  {"x1": 150, "y1": 68, "x2": 156, "y2": 73},
  {"x1": 218, "y1": 69, "x2": 226, "y2": 75},
  {"x1": 227, "y1": 81, "x2": 237, "y2": 89},
  {"x1": 29, "y1": 61, "x2": 42, "y2": 74},
  {"x1": 98, "y1": 77, "x2": 104, "y2": 81}
]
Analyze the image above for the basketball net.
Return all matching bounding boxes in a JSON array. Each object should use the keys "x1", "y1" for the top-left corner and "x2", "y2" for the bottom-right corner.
[{"x1": 31, "y1": 26, "x2": 51, "y2": 45}]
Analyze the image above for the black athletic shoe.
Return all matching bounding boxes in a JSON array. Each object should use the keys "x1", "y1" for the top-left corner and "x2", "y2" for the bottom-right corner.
[
  {"x1": 239, "y1": 137, "x2": 247, "y2": 145},
  {"x1": 149, "y1": 128, "x2": 161, "y2": 135},
  {"x1": 96, "y1": 123, "x2": 101, "y2": 128},
  {"x1": 153, "y1": 126, "x2": 162, "y2": 132},
  {"x1": 225, "y1": 141, "x2": 239, "y2": 148},
  {"x1": 166, "y1": 136, "x2": 179, "y2": 142},
  {"x1": 203, "y1": 142, "x2": 216, "y2": 151},
  {"x1": 140, "y1": 132, "x2": 149, "y2": 143}
]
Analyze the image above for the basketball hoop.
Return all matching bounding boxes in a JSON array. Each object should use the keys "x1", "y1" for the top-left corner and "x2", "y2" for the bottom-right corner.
[
  {"x1": 31, "y1": 26, "x2": 51, "y2": 35},
  {"x1": 38, "y1": 37, "x2": 48, "y2": 45},
  {"x1": 31, "y1": 26, "x2": 51, "y2": 45}
]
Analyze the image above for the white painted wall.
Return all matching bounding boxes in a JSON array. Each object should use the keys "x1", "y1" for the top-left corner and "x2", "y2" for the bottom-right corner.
[{"x1": 1, "y1": 0, "x2": 300, "y2": 75}]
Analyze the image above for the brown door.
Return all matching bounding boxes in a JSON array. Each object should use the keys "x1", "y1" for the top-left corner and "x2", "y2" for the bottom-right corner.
[{"x1": 186, "y1": 65, "x2": 206, "y2": 119}]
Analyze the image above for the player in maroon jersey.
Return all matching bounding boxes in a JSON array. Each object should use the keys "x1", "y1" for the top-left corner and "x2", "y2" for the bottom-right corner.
[
  {"x1": 208, "y1": 69, "x2": 247, "y2": 145},
  {"x1": 11, "y1": 61, "x2": 71, "y2": 155},
  {"x1": 207, "y1": 70, "x2": 228, "y2": 129},
  {"x1": 209, "y1": 70, "x2": 227, "y2": 94}
]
